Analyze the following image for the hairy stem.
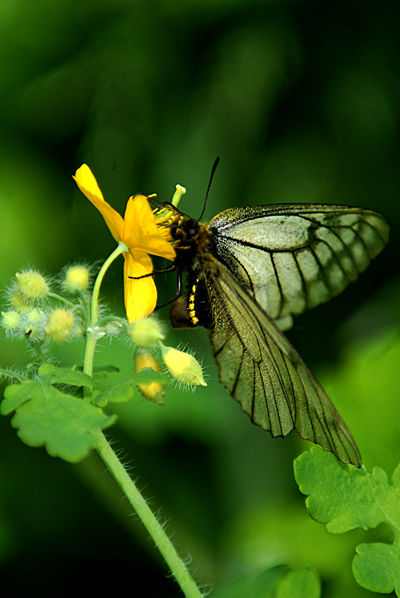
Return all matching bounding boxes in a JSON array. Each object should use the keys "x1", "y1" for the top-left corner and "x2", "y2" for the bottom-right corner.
[
  {"x1": 83, "y1": 242, "x2": 128, "y2": 381},
  {"x1": 90, "y1": 242, "x2": 128, "y2": 328},
  {"x1": 95, "y1": 430, "x2": 204, "y2": 598}
]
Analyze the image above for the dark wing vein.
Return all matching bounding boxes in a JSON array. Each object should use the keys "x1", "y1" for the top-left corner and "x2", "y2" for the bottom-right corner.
[
  {"x1": 270, "y1": 253, "x2": 285, "y2": 318},
  {"x1": 308, "y1": 244, "x2": 335, "y2": 297},
  {"x1": 293, "y1": 251, "x2": 310, "y2": 311},
  {"x1": 315, "y1": 234, "x2": 352, "y2": 283}
]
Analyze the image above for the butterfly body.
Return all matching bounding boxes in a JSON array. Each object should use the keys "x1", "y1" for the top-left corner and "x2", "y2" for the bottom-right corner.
[{"x1": 167, "y1": 203, "x2": 390, "y2": 467}]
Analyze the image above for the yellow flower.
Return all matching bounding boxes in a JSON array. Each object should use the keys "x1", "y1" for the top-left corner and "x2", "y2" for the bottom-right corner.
[{"x1": 73, "y1": 164, "x2": 176, "y2": 321}]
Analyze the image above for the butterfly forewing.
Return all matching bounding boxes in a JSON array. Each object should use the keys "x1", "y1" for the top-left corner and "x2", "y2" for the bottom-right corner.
[
  {"x1": 201, "y1": 257, "x2": 362, "y2": 466},
  {"x1": 210, "y1": 204, "x2": 390, "y2": 330}
]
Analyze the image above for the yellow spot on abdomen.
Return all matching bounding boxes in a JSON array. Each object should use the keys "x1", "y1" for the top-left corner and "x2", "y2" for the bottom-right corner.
[{"x1": 188, "y1": 279, "x2": 199, "y2": 325}]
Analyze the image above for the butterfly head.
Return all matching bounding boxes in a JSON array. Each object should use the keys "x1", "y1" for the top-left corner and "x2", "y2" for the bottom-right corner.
[{"x1": 184, "y1": 219, "x2": 200, "y2": 240}]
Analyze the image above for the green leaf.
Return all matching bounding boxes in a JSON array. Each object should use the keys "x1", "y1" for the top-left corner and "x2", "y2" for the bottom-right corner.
[
  {"x1": 93, "y1": 370, "x2": 167, "y2": 407},
  {"x1": 211, "y1": 565, "x2": 288, "y2": 598},
  {"x1": 294, "y1": 447, "x2": 400, "y2": 595},
  {"x1": 276, "y1": 567, "x2": 321, "y2": 598},
  {"x1": 38, "y1": 362, "x2": 94, "y2": 388},
  {"x1": 353, "y1": 542, "x2": 400, "y2": 594},
  {"x1": 1, "y1": 380, "x2": 115, "y2": 463},
  {"x1": 94, "y1": 378, "x2": 136, "y2": 407},
  {"x1": 131, "y1": 369, "x2": 168, "y2": 385},
  {"x1": 211, "y1": 566, "x2": 320, "y2": 598},
  {"x1": 93, "y1": 365, "x2": 120, "y2": 374}
]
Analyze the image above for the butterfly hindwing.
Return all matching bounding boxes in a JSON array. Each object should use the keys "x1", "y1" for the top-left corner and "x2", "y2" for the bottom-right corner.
[{"x1": 201, "y1": 257, "x2": 362, "y2": 466}]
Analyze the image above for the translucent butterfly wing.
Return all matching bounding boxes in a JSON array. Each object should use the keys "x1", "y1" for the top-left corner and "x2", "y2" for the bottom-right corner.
[
  {"x1": 203, "y1": 258, "x2": 361, "y2": 466},
  {"x1": 210, "y1": 204, "x2": 390, "y2": 330}
]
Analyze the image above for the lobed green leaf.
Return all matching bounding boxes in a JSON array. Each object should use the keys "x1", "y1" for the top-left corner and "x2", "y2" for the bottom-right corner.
[
  {"x1": 0, "y1": 363, "x2": 170, "y2": 460},
  {"x1": 93, "y1": 370, "x2": 168, "y2": 407},
  {"x1": 276, "y1": 567, "x2": 320, "y2": 598},
  {"x1": 294, "y1": 447, "x2": 400, "y2": 595},
  {"x1": 211, "y1": 566, "x2": 320, "y2": 598},
  {"x1": 38, "y1": 362, "x2": 94, "y2": 388},
  {"x1": 1, "y1": 380, "x2": 115, "y2": 463}
]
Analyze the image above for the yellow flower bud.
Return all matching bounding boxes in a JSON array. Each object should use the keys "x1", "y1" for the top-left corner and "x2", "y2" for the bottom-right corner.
[
  {"x1": 161, "y1": 345, "x2": 206, "y2": 387},
  {"x1": 23, "y1": 308, "x2": 47, "y2": 341},
  {"x1": 15, "y1": 270, "x2": 49, "y2": 301},
  {"x1": 134, "y1": 351, "x2": 165, "y2": 405},
  {"x1": 44, "y1": 308, "x2": 74, "y2": 342},
  {"x1": 26, "y1": 308, "x2": 46, "y2": 324},
  {"x1": 1, "y1": 311, "x2": 20, "y2": 330},
  {"x1": 63, "y1": 265, "x2": 91, "y2": 294},
  {"x1": 128, "y1": 317, "x2": 165, "y2": 348},
  {"x1": 9, "y1": 289, "x2": 33, "y2": 313}
]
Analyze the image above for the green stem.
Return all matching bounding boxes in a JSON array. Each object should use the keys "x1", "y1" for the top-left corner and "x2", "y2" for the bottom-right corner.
[
  {"x1": 90, "y1": 242, "x2": 128, "y2": 328},
  {"x1": 47, "y1": 292, "x2": 75, "y2": 308},
  {"x1": 0, "y1": 368, "x2": 25, "y2": 383},
  {"x1": 82, "y1": 332, "x2": 98, "y2": 382},
  {"x1": 47, "y1": 292, "x2": 87, "y2": 326},
  {"x1": 82, "y1": 243, "x2": 201, "y2": 594},
  {"x1": 95, "y1": 430, "x2": 204, "y2": 598},
  {"x1": 83, "y1": 242, "x2": 128, "y2": 380},
  {"x1": 29, "y1": 341, "x2": 47, "y2": 363}
]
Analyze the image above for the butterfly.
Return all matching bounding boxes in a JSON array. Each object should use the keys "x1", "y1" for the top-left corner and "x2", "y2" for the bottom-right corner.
[{"x1": 162, "y1": 190, "x2": 389, "y2": 467}]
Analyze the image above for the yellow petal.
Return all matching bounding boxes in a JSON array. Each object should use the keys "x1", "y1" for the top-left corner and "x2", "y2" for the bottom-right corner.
[
  {"x1": 123, "y1": 195, "x2": 176, "y2": 260},
  {"x1": 124, "y1": 254, "x2": 157, "y2": 322},
  {"x1": 73, "y1": 165, "x2": 124, "y2": 243}
]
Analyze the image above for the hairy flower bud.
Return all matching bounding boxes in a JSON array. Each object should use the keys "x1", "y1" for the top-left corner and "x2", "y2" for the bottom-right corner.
[
  {"x1": 128, "y1": 317, "x2": 164, "y2": 348},
  {"x1": 44, "y1": 308, "x2": 74, "y2": 342},
  {"x1": 23, "y1": 308, "x2": 47, "y2": 341},
  {"x1": 161, "y1": 345, "x2": 206, "y2": 387},
  {"x1": 1, "y1": 311, "x2": 20, "y2": 330},
  {"x1": 63, "y1": 265, "x2": 90, "y2": 294},
  {"x1": 9, "y1": 289, "x2": 34, "y2": 313},
  {"x1": 15, "y1": 270, "x2": 49, "y2": 301}
]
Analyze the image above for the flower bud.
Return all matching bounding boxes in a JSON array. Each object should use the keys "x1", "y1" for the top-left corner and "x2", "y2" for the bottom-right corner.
[
  {"x1": 44, "y1": 308, "x2": 74, "y2": 342},
  {"x1": 128, "y1": 317, "x2": 164, "y2": 348},
  {"x1": 63, "y1": 265, "x2": 91, "y2": 294},
  {"x1": 15, "y1": 270, "x2": 49, "y2": 301},
  {"x1": 9, "y1": 289, "x2": 33, "y2": 313},
  {"x1": 103, "y1": 321, "x2": 123, "y2": 337},
  {"x1": 1, "y1": 311, "x2": 20, "y2": 330},
  {"x1": 161, "y1": 345, "x2": 206, "y2": 387},
  {"x1": 134, "y1": 351, "x2": 165, "y2": 405},
  {"x1": 23, "y1": 308, "x2": 47, "y2": 341}
]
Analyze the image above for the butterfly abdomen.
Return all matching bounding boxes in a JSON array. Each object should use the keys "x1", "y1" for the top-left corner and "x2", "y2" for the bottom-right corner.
[{"x1": 169, "y1": 220, "x2": 215, "y2": 330}]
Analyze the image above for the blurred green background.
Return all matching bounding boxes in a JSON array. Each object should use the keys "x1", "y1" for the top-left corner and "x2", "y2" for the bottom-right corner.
[{"x1": 0, "y1": 0, "x2": 399, "y2": 595}]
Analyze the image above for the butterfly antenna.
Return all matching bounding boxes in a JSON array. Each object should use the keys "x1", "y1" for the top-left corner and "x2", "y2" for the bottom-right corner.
[{"x1": 197, "y1": 156, "x2": 220, "y2": 222}]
